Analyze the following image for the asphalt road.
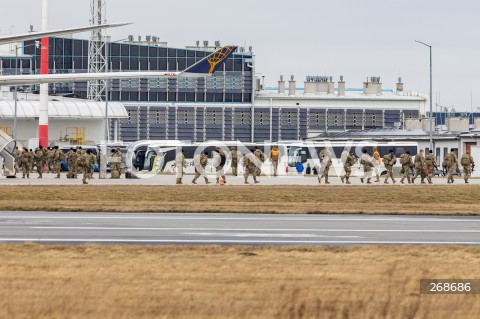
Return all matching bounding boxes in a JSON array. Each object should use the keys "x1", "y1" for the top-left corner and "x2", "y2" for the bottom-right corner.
[{"x1": 0, "y1": 212, "x2": 479, "y2": 245}]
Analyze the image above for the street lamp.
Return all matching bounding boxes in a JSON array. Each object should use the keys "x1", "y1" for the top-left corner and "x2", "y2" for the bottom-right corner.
[
  {"x1": 415, "y1": 40, "x2": 433, "y2": 152},
  {"x1": 13, "y1": 41, "x2": 40, "y2": 140}
]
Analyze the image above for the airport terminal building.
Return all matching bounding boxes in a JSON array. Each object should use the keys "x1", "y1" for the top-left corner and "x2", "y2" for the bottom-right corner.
[{"x1": 0, "y1": 37, "x2": 434, "y2": 144}]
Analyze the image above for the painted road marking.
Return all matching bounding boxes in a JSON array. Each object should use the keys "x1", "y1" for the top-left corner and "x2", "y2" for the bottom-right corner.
[
  {"x1": 182, "y1": 232, "x2": 361, "y2": 238},
  {"x1": 26, "y1": 227, "x2": 480, "y2": 233}
]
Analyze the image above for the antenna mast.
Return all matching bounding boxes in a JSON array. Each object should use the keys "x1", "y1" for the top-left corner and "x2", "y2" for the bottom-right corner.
[{"x1": 87, "y1": 0, "x2": 107, "y2": 101}]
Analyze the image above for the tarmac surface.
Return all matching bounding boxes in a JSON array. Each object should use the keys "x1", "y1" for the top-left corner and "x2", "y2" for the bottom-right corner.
[
  {"x1": 0, "y1": 212, "x2": 479, "y2": 245},
  {"x1": 0, "y1": 171, "x2": 478, "y2": 186}
]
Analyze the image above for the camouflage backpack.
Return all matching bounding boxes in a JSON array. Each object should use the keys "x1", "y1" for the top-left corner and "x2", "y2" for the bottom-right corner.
[
  {"x1": 460, "y1": 155, "x2": 471, "y2": 166},
  {"x1": 382, "y1": 154, "x2": 390, "y2": 165},
  {"x1": 399, "y1": 154, "x2": 409, "y2": 165},
  {"x1": 243, "y1": 156, "x2": 251, "y2": 167},
  {"x1": 348, "y1": 155, "x2": 356, "y2": 166}
]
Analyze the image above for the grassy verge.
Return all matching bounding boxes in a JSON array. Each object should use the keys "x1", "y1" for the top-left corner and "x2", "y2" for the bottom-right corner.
[
  {"x1": 0, "y1": 185, "x2": 479, "y2": 214},
  {"x1": 0, "y1": 244, "x2": 479, "y2": 318}
]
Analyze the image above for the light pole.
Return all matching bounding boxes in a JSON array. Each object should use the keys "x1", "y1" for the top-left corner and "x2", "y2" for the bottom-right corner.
[
  {"x1": 415, "y1": 40, "x2": 433, "y2": 152},
  {"x1": 13, "y1": 44, "x2": 18, "y2": 140},
  {"x1": 13, "y1": 41, "x2": 40, "y2": 140}
]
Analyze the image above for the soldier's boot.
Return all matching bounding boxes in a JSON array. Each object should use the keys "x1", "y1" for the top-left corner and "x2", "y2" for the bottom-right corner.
[
  {"x1": 400, "y1": 178, "x2": 404, "y2": 184},
  {"x1": 254, "y1": 177, "x2": 260, "y2": 184},
  {"x1": 384, "y1": 178, "x2": 389, "y2": 184},
  {"x1": 407, "y1": 177, "x2": 411, "y2": 184},
  {"x1": 411, "y1": 177, "x2": 415, "y2": 183},
  {"x1": 324, "y1": 175, "x2": 330, "y2": 184},
  {"x1": 176, "y1": 178, "x2": 183, "y2": 185},
  {"x1": 465, "y1": 177, "x2": 469, "y2": 184},
  {"x1": 205, "y1": 177, "x2": 211, "y2": 184},
  {"x1": 244, "y1": 177, "x2": 249, "y2": 185},
  {"x1": 192, "y1": 176, "x2": 198, "y2": 184},
  {"x1": 83, "y1": 180, "x2": 88, "y2": 185},
  {"x1": 392, "y1": 178, "x2": 396, "y2": 184},
  {"x1": 375, "y1": 175, "x2": 380, "y2": 182},
  {"x1": 318, "y1": 176, "x2": 322, "y2": 184},
  {"x1": 421, "y1": 178, "x2": 425, "y2": 184},
  {"x1": 340, "y1": 176, "x2": 345, "y2": 183},
  {"x1": 346, "y1": 178, "x2": 351, "y2": 185},
  {"x1": 367, "y1": 178, "x2": 372, "y2": 184}
]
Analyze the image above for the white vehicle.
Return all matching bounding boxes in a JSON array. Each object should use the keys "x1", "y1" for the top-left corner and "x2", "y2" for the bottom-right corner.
[
  {"x1": 0, "y1": 129, "x2": 16, "y2": 177},
  {"x1": 285, "y1": 141, "x2": 419, "y2": 177},
  {"x1": 127, "y1": 140, "x2": 418, "y2": 177}
]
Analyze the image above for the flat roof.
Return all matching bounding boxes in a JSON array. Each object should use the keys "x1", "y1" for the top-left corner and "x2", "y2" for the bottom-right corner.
[{"x1": 0, "y1": 100, "x2": 127, "y2": 119}]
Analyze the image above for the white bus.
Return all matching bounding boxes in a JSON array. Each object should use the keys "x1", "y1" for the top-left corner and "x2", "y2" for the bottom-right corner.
[{"x1": 126, "y1": 140, "x2": 418, "y2": 178}]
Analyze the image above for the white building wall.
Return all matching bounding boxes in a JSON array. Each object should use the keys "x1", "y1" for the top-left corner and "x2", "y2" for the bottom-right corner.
[{"x1": 0, "y1": 118, "x2": 105, "y2": 145}]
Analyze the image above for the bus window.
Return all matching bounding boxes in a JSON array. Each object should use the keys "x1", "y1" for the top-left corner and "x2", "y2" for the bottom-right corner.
[{"x1": 288, "y1": 147, "x2": 306, "y2": 167}]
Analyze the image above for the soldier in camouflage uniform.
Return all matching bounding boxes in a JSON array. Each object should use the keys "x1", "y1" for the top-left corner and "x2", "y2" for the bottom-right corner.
[
  {"x1": 192, "y1": 151, "x2": 211, "y2": 184},
  {"x1": 360, "y1": 149, "x2": 374, "y2": 184},
  {"x1": 89, "y1": 151, "x2": 97, "y2": 179},
  {"x1": 412, "y1": 149, "x2": 426, "y2": 184},
  {"x1": 20, "y1": 148, "x2": 31, "y2": 178},
  {"x1": 34, "y1": 146, "x2": 45, "y2": 178},
  {"x1": 13, "y1": 147, "x2": 21, "y2": 174},
  {"x1": 382, "y1": 149, "x2": 396, "y2": 184},
  {"x1": 79, "y1": 149, "x2": 91, "y2": 185},
  {"x1": 424, "y1": 150, "x2": 437, "y2": 184},
  {"x1": 243, "y1": 149, "x2": 259, "y2": 184},
  {"x1": 340, "y1": 151, "x2": 356, "y2": 185},
  {"x1": 53, "y1": 146, "x2": 63, "y2": 178},
  {"x1": 27, "y1": 149, "x2": 34, "y2": 174},
  {"x1": 399, "y1": 151, "x2": 413, "y2": 184},
  {"x1": 66, "y1": 148, "x2": 75, "y2": 178},
  {"x1": 230, "y1": 147, "x2": 239, "y2": 176},
  {"x1": 175, "y1": 148, "x2": 186, "y2": 185},
  {"x1": 445, "y1": 149, "x2": 459, "y2": 184},
  {"x1": 460, "y1": 151, "x2": 474, "y2": 184},
  {"x1": 253, "y1": 147, "x2": 265, "y2": 178},
  {"x1": 318, "y1": 147, "x2": 332, "y2": 184},
  {"x1": 48, "y1": 147, "x2": 56, "y2": 173},
  {"x1": 110, "y1": 148, "x2": 123, "y2": 179}
]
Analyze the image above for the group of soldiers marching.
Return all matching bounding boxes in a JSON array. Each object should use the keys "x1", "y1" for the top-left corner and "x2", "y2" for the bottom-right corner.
[
  {"x1": 175, "y1": 145, "x2": 281, "y2": 185},
  {"x1": 320, "y1": 146, "x2": 475, "y2": 185},
  {"x1": 13, "y1": 146, "x2": 63, "y2": 179},
  {"x1": 12, "y1": 146, "x2": 124, "y2": 184},
  {"x1": 175, "y1": 145, "x2": 475, "y2": 185}
]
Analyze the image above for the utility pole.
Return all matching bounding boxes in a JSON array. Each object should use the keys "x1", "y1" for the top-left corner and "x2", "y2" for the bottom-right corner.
[{"x1": 415, "y1": 40, "x2": 433, "y2": 152}]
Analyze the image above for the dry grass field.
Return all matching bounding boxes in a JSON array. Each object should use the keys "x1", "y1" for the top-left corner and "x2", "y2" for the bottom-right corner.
[
  {"x1": 0, "y1": 185, "x2": 479, "y2": 214},
  {"x1": 0, "y1": 244, "x2": 479, "y2": 318}
]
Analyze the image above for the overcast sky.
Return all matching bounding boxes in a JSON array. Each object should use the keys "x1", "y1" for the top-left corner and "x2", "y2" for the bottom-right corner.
[{"x1": 2, "y1": 0, "x2": 479, "y2": 111}]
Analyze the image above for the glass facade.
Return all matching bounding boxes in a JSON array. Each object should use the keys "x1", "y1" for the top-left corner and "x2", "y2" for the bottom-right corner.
[{"x1": 23, "y1": 37, "x2": 254, "y2": 103}]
